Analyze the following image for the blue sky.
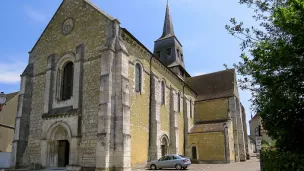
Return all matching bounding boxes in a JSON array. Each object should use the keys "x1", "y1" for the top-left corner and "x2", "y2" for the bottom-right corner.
[{"x1": 0, "y1": 0, "x2": 256, "y2": 129}]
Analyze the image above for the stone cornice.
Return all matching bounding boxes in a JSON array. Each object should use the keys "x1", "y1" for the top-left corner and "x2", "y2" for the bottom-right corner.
[{"x1": 42, "y1": 106, "x2": 80, "y2": 120}]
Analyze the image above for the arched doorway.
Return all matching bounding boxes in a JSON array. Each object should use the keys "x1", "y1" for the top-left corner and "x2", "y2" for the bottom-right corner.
[
  {"x1": 53, "y1": 126, "x2": 70, "y2": 167},
  {"x1": 161, "y1": 136, "x2": 169, "y2": 157},
  {"x1": 45, "y1": 124, "x2": 71, "y2": 167}
]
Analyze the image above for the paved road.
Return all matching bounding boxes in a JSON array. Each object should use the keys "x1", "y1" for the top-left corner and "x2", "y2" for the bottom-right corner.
[
  {"x1": 138, "y1": 158, "x2": 260, "y2": 171},
  {"x1": 188, "y1": 159, "x2": 260, "y2": 171},
  {"x1": 1, "y1": 159, "x2": 260, "y2": 171}
]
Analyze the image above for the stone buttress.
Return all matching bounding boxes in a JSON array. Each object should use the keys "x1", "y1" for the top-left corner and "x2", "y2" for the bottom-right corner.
[
  {"x1": 96, "y1": 19, "x2": 131, "y2": 171},
  {"x1": 148, "y1": 74, "x2": 161, "y2": 161},
  {"x1": 169, "y1": 87, "x2": 179, "y2": 154},
  {"x1": 11, "y1": 54, "x2": 34, "y2": 168}
]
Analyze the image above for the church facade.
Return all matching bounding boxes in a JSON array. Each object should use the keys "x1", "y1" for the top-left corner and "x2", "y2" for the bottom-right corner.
[{"x1": 11, "y1": 0, "x2": 248, "y2": 170}]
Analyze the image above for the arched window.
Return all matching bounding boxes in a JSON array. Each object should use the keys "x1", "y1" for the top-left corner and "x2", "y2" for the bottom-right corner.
[
  {"x1": 135, "y1": 63, "x2": 142, "y2": 93},
  {"x1": 61, "y1": 62, "x2": 74, "y2": 100},
  {"x1": 178, "y1": 92, "x2": 181, "y2": 112},
  {"x1": 190, "y1": 100, "x2": 192, "y2": 118},
  {"x1": 161, "y1": 81, "x2": 165, "y2": 105},
  {"x1": 192, "y1": 146, "x2": 197, "y2": 160}
]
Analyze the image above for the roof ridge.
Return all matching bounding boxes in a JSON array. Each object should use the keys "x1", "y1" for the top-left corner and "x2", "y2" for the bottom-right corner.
[
  {"x1": 84, "y1": 0, "x2": 116, "y2": 21},
  {"x1": 189, "y1": 68, "x2": 235, "y2": 79}
]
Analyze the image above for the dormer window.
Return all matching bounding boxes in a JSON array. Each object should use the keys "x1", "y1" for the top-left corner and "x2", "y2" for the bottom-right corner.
[{"x1": 166, "y1": 48, "x2": 171, "y2": 56}]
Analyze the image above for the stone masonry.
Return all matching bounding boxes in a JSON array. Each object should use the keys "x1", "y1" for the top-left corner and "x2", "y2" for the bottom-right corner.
[{"x1": 11, "y1": 0, "x2": 249, "y2": 170}]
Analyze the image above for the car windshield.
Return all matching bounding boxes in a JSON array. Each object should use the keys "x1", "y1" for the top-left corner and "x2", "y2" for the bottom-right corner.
[{"x1": 178, "y1": 155, "x2": 185, "y2": 158}]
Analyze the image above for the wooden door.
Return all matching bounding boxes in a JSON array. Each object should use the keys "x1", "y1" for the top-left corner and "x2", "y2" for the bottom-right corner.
[{"x1": 58, "y1": 140, "x2": 69, "y2": 167}]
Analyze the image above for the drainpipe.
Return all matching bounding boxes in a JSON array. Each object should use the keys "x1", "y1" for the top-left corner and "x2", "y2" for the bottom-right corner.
[
  {"x1": 182, "y1": 84, "x2": 186, "y2": 156},
  {"x1": 148, "y1": 56, "x2": 155, "y2": 161}
]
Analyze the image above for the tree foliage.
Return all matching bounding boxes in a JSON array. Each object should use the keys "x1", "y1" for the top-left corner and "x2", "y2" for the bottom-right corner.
[
  {"x1": 261, "y1": 150, "x2": 304, "y2": 170},
  {"x1": 226, "y1": 0, "x2": 304, "y2": 153}
]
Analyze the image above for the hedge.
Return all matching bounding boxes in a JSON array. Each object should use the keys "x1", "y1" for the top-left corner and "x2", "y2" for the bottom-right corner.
[{"x1": 261, "y1": 150, "x2": 304, "y2": 171}]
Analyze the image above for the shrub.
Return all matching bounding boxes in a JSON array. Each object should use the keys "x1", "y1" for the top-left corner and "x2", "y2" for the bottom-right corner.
[{"x1": 261, "y1": 150, "x2": 304, "y2": 171}]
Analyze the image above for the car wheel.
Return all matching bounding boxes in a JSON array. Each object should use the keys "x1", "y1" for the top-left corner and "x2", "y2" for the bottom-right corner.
[
  {"x1": 175, "y1": 164, "x2": 182, "y2": 170},
  {"x1": 150, "y1": 164, "x2": 157, "y2": 170}
]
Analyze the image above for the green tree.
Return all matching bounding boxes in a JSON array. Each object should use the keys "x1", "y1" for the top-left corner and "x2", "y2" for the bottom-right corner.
[{"x1": 226, "y1": 0, "x2": 304, "y2": 153}]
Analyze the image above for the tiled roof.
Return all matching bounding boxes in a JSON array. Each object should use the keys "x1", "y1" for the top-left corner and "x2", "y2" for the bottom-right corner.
[
  {"x1": 189, "y1": 122, "x2": 225, "y2": 133},
  {"x1": 186, "y1": 69, "x2": 236, "y2": 101},
  {"x1": 157, "y1": 3, "x2": 175, "y2": 41}
]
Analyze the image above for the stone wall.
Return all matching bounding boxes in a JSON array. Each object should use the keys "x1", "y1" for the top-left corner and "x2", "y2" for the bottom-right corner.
[
  {"x1": 80, "y1": 57, "x2": 101, "y2": 167},
  {"x1": 122, "y1": 29, "x2": 196, "y2": 167},
  {"x1": 13, "y1": 0, "x2": 112, "y2": 169},
  {"x1": 227, "y1": 121, "x2": 236, "y2": 162},
  {"x1": 249, "y1": 115, "x2": 272, "y2": 144},
  {"x1": 9, "y1": 0, "x2": 238, "y2": 169},
  {"x1": 188, "y1": 132, "x2": 225, "y2": 162},
  {"x1": 0, "y1": 94, "x2": 18, "y2": 152},
  {"x1": 195, "y1": 98, "x2": 228, "y2": 122},
  {"x1": 188, "y1": 96, "x2": 243, "y2": 163},
  {"x1": 128, "y1": 61, "x2": 150, "y2": 168}
]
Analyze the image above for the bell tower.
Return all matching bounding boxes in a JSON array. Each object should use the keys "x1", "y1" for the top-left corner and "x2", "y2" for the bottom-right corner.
[{"x1": 154, "y1": 1, "x2": 187, "y2": 78}]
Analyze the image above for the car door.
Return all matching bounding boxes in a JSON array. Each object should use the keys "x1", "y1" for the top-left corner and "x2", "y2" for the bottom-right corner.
[
  {"x1": 166, "y1": 155, "x2": 176, "y2": 168},
  {"x1": 160, "y1": 156, "x2": 170, "y2": 168},
  {"x1": 157, "y1": 156, "x2": 165, "y2": 168},
  {"x1": 158, "y1": 156, "x2": 167, "y2": 168}
]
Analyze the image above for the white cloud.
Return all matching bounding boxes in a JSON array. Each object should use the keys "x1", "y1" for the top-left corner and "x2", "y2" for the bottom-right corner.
[
  {"x1": 24, "y1": 6, "x2": 48, "y2": 23},
  {"x1": 0, "y1": 58, "x2": 27, "y2": 84}
]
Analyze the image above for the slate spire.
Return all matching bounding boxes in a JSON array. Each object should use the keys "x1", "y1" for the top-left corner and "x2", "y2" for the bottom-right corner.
[
  {"x1": 160, "y1": 1, "x2": 175, "y2": 39},
  {"x1": 154, "y1": 1, "x2": 186, "y2": 77}
]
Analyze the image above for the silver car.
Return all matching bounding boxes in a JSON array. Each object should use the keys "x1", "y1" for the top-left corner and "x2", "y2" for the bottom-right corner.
[{"x1": 146, "y1": 154, "x2": 191, "y2": 170}]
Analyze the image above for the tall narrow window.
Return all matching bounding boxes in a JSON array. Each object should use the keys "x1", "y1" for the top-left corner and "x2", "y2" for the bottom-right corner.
[
  {"x1": 190, "y1": 100, "x2": 192, "y2": 118},
  {"x1": 161, "y1": 81, "x2": 165, "y2": 105},
  {"x1": 192, "y1": 146, "x2": 197, "y2": 160},
  {"x1": 61, "y1": 62, "x2": 74, "y2": 100},
  {"x1": 177, "y1": 49, "x2": 180, "y2": 58},
  {"x1": 181, "y1": 54, "x2": 184, "y2": 61},
  {"x1": 135, "y1": 63, "x2": 142, "y2": 93},
  {"x1": 178, "y1": 92, "x2": 181, "y2": 112},
  {"x1": 157, "y1": 51, "x2": 161, "y2": 58}
]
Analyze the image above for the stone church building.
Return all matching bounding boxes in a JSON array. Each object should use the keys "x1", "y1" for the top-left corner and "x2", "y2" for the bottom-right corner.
[{"x1": 11, "y1": 0, "x2": 248, "y2": 170}]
